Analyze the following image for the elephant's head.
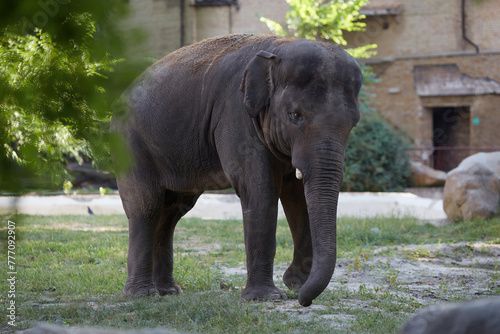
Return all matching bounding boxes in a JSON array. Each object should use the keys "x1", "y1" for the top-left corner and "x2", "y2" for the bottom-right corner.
[{"x1": 240, "y1": 41, "x2": 362, "y2": 306}]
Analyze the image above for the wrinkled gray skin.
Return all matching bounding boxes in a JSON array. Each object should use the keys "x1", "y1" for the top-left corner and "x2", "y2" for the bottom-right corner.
[{"x1": 112, "y1": 34, "x2": 362, "y2": 307}]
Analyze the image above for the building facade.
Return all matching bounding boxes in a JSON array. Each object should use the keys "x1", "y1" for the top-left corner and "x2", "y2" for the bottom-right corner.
[
  {"x1": 345, "y1": 0, "x2": 500, "y2": 171},
  {"x1": 124, "y1": 0, "x2": 500, "y2": 171},
  {"x1": 123, "y1": 0, "x2": 288, "y2": 60}
]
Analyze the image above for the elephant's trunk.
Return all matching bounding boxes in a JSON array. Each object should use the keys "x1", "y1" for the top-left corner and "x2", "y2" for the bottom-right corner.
[{"x1": 296, "y1": 141, "x2": 344, "y2": 307}]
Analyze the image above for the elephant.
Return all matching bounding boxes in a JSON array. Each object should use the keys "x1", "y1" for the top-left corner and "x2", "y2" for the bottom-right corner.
[{"x1": 111, "y1": 33, "x2": 362, "y2": 307}]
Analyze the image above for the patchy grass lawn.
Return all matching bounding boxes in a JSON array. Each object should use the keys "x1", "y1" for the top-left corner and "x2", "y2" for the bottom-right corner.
[{"x1": 1, "y1": 214, "x2": 499, "y2": 333}]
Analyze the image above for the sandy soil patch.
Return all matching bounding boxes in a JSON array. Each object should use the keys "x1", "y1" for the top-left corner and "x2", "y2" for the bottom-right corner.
[{"x1": 220, "y1": 241, "x2": 500, "y2": 329}]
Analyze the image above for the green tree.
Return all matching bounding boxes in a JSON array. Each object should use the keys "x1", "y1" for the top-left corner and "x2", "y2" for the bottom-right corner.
[
  {"x1": 342, "y1": 112, "x2": 413, "y2": 192},
  {"x1": 260, "y1": 0, "x2": 377, "y2": 59},
  {"x1": 0, "y1": 1, "x2": 139, "y2": 192}
]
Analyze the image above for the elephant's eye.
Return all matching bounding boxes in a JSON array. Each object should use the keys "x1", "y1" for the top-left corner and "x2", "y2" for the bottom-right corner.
[{"x1": 289, "y1": 111, "x2": 303, "y2": 124}]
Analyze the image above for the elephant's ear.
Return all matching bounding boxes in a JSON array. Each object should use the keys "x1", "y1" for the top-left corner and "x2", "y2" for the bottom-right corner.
[{"x1": 240, "y1": 50, "x2": 281, "y2": 118}]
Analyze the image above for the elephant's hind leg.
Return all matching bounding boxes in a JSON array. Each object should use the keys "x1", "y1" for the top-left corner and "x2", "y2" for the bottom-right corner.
[
  {"x1": 280, "y1": 176, "x2": 313, "y2": 291},
  {"x1": 120, "y1": 178, "x2": 164, "y2": 297},
  {"x1": 153, "y1": 192, "x2": 201, "y2": 295}
]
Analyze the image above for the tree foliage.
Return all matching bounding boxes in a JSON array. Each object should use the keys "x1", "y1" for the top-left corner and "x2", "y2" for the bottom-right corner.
[
  {"x1": 342, "y1": 112, "x2": 413, "y2": 192},
  {"x1": 0, "y1": 1, "x2": 139, "y2": 192},
  {"x1": 260, "y1": 0, "x2": 377, "y2": 58}
]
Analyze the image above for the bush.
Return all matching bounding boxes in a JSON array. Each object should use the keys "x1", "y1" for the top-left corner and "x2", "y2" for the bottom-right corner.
[{"x1": 342, "y1": 111, "x2": 413, "y2": 192}]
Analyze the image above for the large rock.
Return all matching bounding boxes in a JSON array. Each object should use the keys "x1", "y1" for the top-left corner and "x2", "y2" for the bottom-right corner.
[
  {"x1": 410, "y1": 162, "x2": 447, "y2": 187},
  {"x1": 398, "y1": 297, "x2": 500, "y2": 334},
  {"x1": 443, "y1": 152, "x2": 500, "y2": 221}
]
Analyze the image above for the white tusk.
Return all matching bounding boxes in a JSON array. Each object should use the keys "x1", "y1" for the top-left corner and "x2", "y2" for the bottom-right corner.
[{"x1": 295, "y1": 168, "x2": 303, "y2": 180}]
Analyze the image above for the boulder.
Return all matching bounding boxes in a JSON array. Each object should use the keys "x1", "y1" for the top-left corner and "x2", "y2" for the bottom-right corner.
[
  {"x1": 398, "y1": 297, "x2": 500, "y2": 334},
  {"x1": 410, "y1": 162, "x2": 447, "y2": 187},
  {"x1": 443, "y1": 152, "x2": 500, "y2": 221}
]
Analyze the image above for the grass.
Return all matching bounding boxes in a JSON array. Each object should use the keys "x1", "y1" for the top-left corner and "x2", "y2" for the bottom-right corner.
[{"x1": 1, "y1": 214, "x2": 499, "y2": 333}]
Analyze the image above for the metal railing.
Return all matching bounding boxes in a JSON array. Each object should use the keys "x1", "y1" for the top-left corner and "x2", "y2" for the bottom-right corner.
[{"x1": 405, "y1": 146, "x2": 500, "y2": 172}]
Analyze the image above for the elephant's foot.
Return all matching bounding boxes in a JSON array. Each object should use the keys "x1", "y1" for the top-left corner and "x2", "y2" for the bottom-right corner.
[
  {"x1": 156, "y1": 283, "x2": 182, "y2": 296},
  {"x1": 241, "y1": 285, "x2": 287, "y2": 301},
  {"x1": 123, "y1": 282, "x2": 159, "y2": 297},
  {"x1": 283, "y1": 263, "x2": 310, "y2": 291}
]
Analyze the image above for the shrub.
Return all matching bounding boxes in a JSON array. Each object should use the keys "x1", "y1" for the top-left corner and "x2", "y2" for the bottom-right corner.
[{"x1": 342, "y1": 110, "x2": 413, "y2": 192}]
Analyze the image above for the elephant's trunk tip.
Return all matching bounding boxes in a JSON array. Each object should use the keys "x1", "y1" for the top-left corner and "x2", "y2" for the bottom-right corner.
[
  {"x1": 295, "y1": 168, "x2": 303, "y2": 180},
  {"x1": 298, "y1": 297, "x2": 312, "y2": 307}
]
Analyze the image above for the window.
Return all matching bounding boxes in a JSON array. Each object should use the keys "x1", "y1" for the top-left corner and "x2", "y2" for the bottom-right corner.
[{"x1": 192, "y1": 0, "x2": 237, "y2": 6}]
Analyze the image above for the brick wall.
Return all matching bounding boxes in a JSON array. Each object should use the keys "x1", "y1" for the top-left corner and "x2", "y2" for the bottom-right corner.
[
  {"x1": 370, "y1": 53, "x2": 500, "y2": 168},
  {"x1": 122, "y1": 0, "x2": 288, "y2": 59},
  {"x1": 349, "y1": 0, "x2": 500, "y2": 169},
  {"x1": 346, "y1": 0, "x2": 500, "y2": 57},
  {"x1": 230, "y1": 0, "x2": 288, "y2": 35},
  {"x1": 189, "y1": 1, "x2": 288, "y2": 43},
  {"x1": 193, "y1": 6, "x2": 231, "y2": 41},
  {"x1": 467, "y1": 0, "x2": 500, "y2": 52},
  {"x1": 123, "y1": 0, "x2": 183, "y2": 60}
]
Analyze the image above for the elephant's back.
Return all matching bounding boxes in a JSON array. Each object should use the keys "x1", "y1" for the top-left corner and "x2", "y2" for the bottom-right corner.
[
  {"x1": 128, "y1": 34, "x2": 286, "y2": 111},
  {"x1": 158, "y1": 34, "x2": 285, "y2": 73},
  {"x1": 121, "y1": 34, "x2": 294, "y2": 159}
]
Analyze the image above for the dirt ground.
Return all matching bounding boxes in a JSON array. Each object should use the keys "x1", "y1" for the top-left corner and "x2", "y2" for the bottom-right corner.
[{"x1": 221, "y1": 241, "x2": 500, "y2": 330}]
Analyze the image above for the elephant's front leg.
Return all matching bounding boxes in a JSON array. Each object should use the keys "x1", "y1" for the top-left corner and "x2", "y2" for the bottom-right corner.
[
  {"x1": 240, "y1": 192, "x2": 287, "y2": 301},
  {"x1": 280, "y1": 175, "x2": 313, "y2": 291}
]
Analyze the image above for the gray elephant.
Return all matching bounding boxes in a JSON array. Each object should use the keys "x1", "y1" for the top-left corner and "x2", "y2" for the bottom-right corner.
[{"x1": 112, "y1": 34, "x2": 362, "y2": 307}]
